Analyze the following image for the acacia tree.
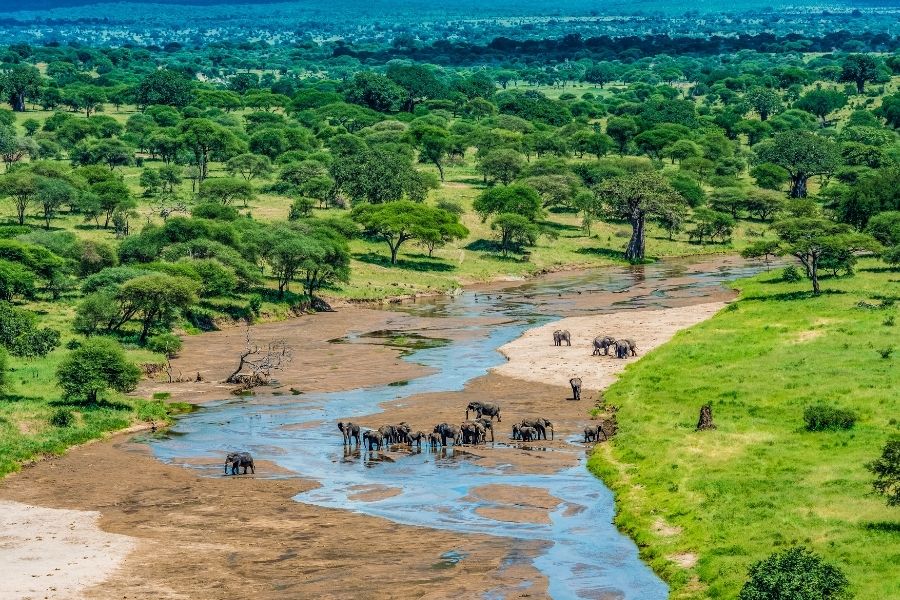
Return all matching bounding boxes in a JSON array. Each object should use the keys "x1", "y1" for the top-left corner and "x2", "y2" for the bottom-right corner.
[
  {"x1": 351, "y1": 201, "x2": 466, "y2": 264},
  {"x1": 744, "y1": 87, "x2": 782, "y2": 121},
  {"x1": 772, "y1": 218, "x2": 880, "y2": 294},
  {"x1": 0, "y1": 169, "x2": 38, "y2": 225},
  {"x1": 111, "y1": 274, "x2": 198, "y2": 342},
  {"x1": 867, "y1": 437, "x2": 900, "y2": 506},
  {"x1": 593, "y1": 171, "x2": 687, "y2": 261},
  {"x1": 795, "y1": 89, "x2": 847, "y2": 126},
  {"x1": 754, "y1": 132, "x2": 840, "y2": 198},
  {"x1": 0, "y1": 64, "x2": 42, "y2": 112},
  {"x1": 840, "y1": 54, "x2": 879, "y2": 94}
]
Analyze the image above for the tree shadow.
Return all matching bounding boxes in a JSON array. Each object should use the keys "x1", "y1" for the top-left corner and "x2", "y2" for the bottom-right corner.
[
  {"x1": 575, "y1": 246, "x2": 625, "y2": 260},
  {"x1": 541, "y1": 220, "x2": 582, "y2": 233},
  {"x1": 49, "y1": 397, "x2": 132, "y2": 411},
  {"x1": 862, "y1": 521, "x2": 900, "y2": 533},
  {"x1": 464, "y1": 238, "x2": 500, "y2": 252},
  {"x1": 743, "y1": 289, "x2": 848, "y2": 302},
  {"x1": 0, "y1": 393, "x2": 42, "y2": 403},
  {"x1": 547, "y1": 206, "x2": 579, "y2": 214},
  {"x1": 354, "y1": 252, "x2": 455, "y2": 272}
]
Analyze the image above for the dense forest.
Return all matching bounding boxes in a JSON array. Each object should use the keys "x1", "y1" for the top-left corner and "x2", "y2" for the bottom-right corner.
[{"x1": 0, "y1": 5, "x2": 898, "y2": 598}]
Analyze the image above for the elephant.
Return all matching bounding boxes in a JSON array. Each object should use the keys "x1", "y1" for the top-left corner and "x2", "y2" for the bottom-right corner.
[
  {"x1": 476, "y1": 417, "x2": 495, "y2": 442},
  {"x1": 466, "y1": 401, "x2": 501, "y2": 422},
  {"x1": 225, "y1": 451, "x2": 255, "y2": 475},
  {"x1": 433, "y1": 423, "x2": 461, "y2": 446},
  {"x1": 584, "y1": 425, "x2": 601, "y2": 443},
  {"x1": 427, "y1": 432, "x2": 442, "y2": 447},
  {"x1": 519, "y1": 418, "x2": 553, "y2": 440},
  {"x1": 407, "y1": 431, "x2": 427, "y2": 448},
  {"x1": 394, "y1": 422, "x2": 412, "y2": 444},
  {"x1": 570, "y1": 377, "x2": 582, "y2": 401},
  {"x1": 378, "y1": 425, "x2": 397, "y2": 444},
  {"x1": 460, "y1": 421, "x2": 487, "y2": 445},
  {"x1": 337, "y1": 421, "x2": 360, "y2": 445},
  {"x1": 553, "y1": 329, "x2": 572, "y2": 346},
  {"x1": 515, "y1": 425, "x2": 538, "y2": 442},
  {"x1": 616, "y1": 338, "x2": 637, "y2": 357},
  {"x1": 363, "y1": 430, "x2": 384, "y2": 451},
  {"x1": 593, "y1": 336, "x2": 616, "y2": 356}
]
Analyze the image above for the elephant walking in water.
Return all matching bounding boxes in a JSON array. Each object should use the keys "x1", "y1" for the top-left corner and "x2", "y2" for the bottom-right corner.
[
  {"x1": 553, "y1": 329, "x2": 572, "y2": 346},
  {"x1": 433, "y1": 423, "x2": 461, "y2": 446},
  {"x1": 593, "y1": 336, "x2": 616, "y2": 356},
  {"x1": 225, "y1": 451, "x2": 255, "y2": 475},
  {"x1": 363, "y1": 430, "x2": 384, "y2": 451},
  {"x1": 338, "y1": 421, "x2": 360, "y2": 445},
  {"x1": 460, "y1": 421, "x2": 487, "y2": 445},
  {"x1": 570, "y1": 377, "x2": 582, "y2": 400},
  {"x1": 466, "y1": 401, "x2": 501, "y2": 422},
  {"x1": 407, "y1": 431, "x2": 427, "y2": 448},
  {"x1": 515, "y1": 418, "x2": 553, "y2": 440}
]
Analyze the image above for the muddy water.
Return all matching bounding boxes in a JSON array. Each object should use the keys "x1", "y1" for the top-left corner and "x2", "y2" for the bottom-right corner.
[{"x1": 149, "y1": 256, "x2": 765, "y2": 599}]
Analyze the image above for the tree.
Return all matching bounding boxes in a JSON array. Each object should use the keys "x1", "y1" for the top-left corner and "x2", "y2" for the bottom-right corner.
[
  {"x1": 867, "y1": 437, "x2": 900, "y2": 506},
  {"x1": 36, "y1": 177, "x2": 78, "y2": 230},
  {"x1": 690, "y1": 208, "x2": 735, "y2": 244},
  {"x1": 345, "y1": 72, "x2": 406, "y2": 112},
  {"x1": 584, "y1": 62, "x2": 617, "y2": 88},
  {"x1": 606, "y1": 116, "x2": 638, "y2": 155},
  {"x1": 351, "y1": 201, "x2": 462, "y2": 264},
  {"x1": 134, "y1": 69, "x2": 194, "y2": 108},
  {"x1": 0, "y1": 126, "x2": 37, "y2": 170},
  {"x1": 418, "y1": 130, "x2": 451, "y2": 181},
  {"x1": 473, "y1": 184, "x2": 544, "y2": 222},
  {"x1": 179, "y1": 118, "x2": 244, "y2": 181},
  {"x1": 840, "y1": 54, "x2": 879, "y2": 94},
  {"x1": 0, "y1": 64, "x2": 42, "y2": 112},
  {"x1": 198, "y1": 177, "x2": 255, "y2": 206},
  {"x1": 113, "y1": 274, "x2": 198, "y2": 342},
  {"x1": 226, "y1": 153, "x2": 272, "y2": 181},
  {"x1": 773, "y1": 218, "x2": 880, "y2": 294},
  {"x1": 751, "y1": 163, "x2": 790, "y2": 191},
  {"x1": 491, "y1": 213, "x2": 540, "y2": 257},
  {"x1": 795, "y1": 89, "x2": 847, "y2": 126},
  {"x1": 56, "y1": 338, "x2": 140, "y2": 404},
  {"x1": 744, "y1": 87, "x2": 781, "y2": 121},
  {"x1": 739, "y1": 547, "x2": 851, "y2": 600},
  {"x1": 593, "y1": 171, "x2": 688, "y2": 261},
  {"x1": 477, "y1": 149, "x2": 525, "y2": 185},
  {"x1": 745, "y1": 189, "x2": 785, "y2": 221},
  {"x1": 754, "y1": 132, "x2": 839, "y2": 198},
  {"x1": 387, "y1": 63, "x2": 446, "y2": 112}
]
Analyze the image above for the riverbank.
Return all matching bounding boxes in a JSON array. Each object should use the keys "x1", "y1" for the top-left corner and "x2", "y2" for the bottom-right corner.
[
  {"x1": 0, "y1": 256, "x2": 762, "y2": 598},
  {"x1": 588, "y1": 260, "x2": 900, "y2": 599}
]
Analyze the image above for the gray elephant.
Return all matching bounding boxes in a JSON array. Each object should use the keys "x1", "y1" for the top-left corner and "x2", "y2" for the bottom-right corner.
[
  {"x1": 433, "y1": 423, "x2": 461, "y2": 446},
  {"x1": 466, "y1": 401, "x2": 501, "y2": 422},
  {"x1": 427, "y1": 432, "x2": 442, "y2": 447},
  {"x1": 460, "y1": 421, "x2": 486, "y2": 445},
  {"x1": 378, "y1": 425, "x2": 397, "y2": 444},
  {"x1": 394, "y1": 422, "x2": 412, "y2": 444},
  {"x1": 518, "y1": 417, "x2": 553, "y2": 440},
  {"x1": 593, "y1": 336, "x2": 616, "y2": 356},
  {"x1": 225, "y1": 451, "x2": 255, "y2": 475},
  {"x1": 553, "y1": 329, "x2": 572, "y2": 346},
  {"x1": 338, "y1": 421, "x2": 360, "y2": 445},
  {"x1": 583, "y1": 425, "x2": 601, "y2": 443},
  {"x1": 514, "y1": 425, "x2": 538, "y2": 442},
  {"x1": 616, "y1": 339, "x2": 637, "y2": 357},
  {"x1": 363, "y1": 430, "x2": 384, "y2": 451},
  {"x1": 406, "y1": 431, "x2": 427, "y2": 448},
  {"x1": 476, "y1": 417, "x2": 495, "y2": 442},
  {"x1": 570, "y1": 377, "x2": 582, "y2": 401}
]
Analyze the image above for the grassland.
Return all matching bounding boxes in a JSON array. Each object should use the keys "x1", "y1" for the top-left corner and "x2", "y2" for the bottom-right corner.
[{"x1": 589, "y1": 259, "x2": 900, "y2": 599}]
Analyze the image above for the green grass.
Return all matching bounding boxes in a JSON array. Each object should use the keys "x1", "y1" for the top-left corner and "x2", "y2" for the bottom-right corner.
[{"x1": 589, "y1": 260, "x2": 900, "y2": 599}]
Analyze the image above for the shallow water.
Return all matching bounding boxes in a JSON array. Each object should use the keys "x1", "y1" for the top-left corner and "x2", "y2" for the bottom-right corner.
[{"x1": 149, "y1": 256, "x2": 765, "y2": 599}]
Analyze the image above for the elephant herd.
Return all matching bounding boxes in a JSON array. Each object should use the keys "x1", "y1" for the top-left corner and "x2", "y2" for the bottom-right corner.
[
  {"x1": 592, "y1": 336, "x2": 637, "y2": 359},
  {"x1": 334, "y1": 400, "x2": 563, "y2": 452}
]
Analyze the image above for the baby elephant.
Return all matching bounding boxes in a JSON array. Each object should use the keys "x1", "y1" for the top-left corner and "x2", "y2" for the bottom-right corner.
[
  {"x1": 338, "y1": 421, "x2": 360, "y2": 445},
  {"x1": 407, "y1": 431, "x2": 427, "y2": 448},
  {"x1": 225, "y1": 451, "x2": 255, "y2": 475},
  {"x1": 583, "y1": 424, "x2": 602, "y2": 443},
  {"x1": 570, "y1": 377, "x2": 582, "y2": 401},
  {"x1": 615, "y1": 339, "x2": 637, "y2": 358},
  {"x1": 516, "y1": 425, "x2": 538, "y2": 442}
]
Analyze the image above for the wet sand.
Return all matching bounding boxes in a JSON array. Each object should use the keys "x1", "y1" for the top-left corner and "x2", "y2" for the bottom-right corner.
[{"x1": 0, "y1": 257, "x2": 750, "y2": 599}]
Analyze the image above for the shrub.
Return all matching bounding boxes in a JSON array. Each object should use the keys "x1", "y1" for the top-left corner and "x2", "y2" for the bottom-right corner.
[
  {"x1": 49, "y1": 408, "x2": 75, "y2": 428},
  {"x1": 866, "y1": 437, "x2": 900, "y2": 506},
  {"x1": 781, "y1": 265, "x2": 803, "y2": 282},
  {"x1": 145, "y1": 333, "x2": 183, "y2": 357},
  {"x1": 803, "y1": 404, "x2": 857, "y2": 431},
  {"x1": 739, "y1": 546, "x2": 851, "y2": 600}
]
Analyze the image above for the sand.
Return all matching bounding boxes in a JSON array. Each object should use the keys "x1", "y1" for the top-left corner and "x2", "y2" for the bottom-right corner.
[
  {"x1": 491, "y1": 302, "x2": 727, "y2": 390},
  {"x1": 0, "y1": 500, "x2": 134, "y2": 600}
]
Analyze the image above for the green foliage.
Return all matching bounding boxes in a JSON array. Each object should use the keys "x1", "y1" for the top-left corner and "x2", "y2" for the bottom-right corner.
[
  {"x1": 739, "y1": 547, "x2": 851, "y2": 600},
  {"x1": 490, "y1": 212, "x2": 540, "y2": 257},
  {"x1": 56, "y1": 337, "x2": 141, "y2": 404},
  {"x1": 473, "y1": 184, "x2": 544, "y2": 222},
  {"x1": 145, "y1": 333, "x2": 183, "y2": 357},
  {"x1": 351, "y1": 200, "x2": 464, "y2": 265},
  {"x1": 866, "y1": 437, "x2": 900, "y2": 506},
  {"x1": 781, "y1": 265, "x2": 803, "y2": 282},
  {"x1": 48, "y1": 408, "x2": 75, "y2": 428},
  {"x1": 803, "y1": 404, "x2": 857, "y2": 431}
]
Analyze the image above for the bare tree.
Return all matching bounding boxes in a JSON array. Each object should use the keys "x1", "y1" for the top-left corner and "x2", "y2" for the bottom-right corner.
[{"x1": 227, "y1": 328, "x2": 292, "y2": 389}]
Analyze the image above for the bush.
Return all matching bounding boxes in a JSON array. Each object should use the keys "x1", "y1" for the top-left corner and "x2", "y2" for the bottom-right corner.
[
  {"x1": 49, "y1": 408, "x2": 75, "y2": 428},
  {"x1": 739, "y1": 546, "x2": 851, "y2": 600},
  {"x1": 192, "y1": 202, "x2": 239, "y2": 221},
  {"x1": 145, "y1": 333, "x2": 183, "y2": 357},
  {"x1": 781, "y1": 265, "x2": 803, "y2": 282},
  {"x1": 803, "y1": 404, "x2": 857, "y2": 431},
  {"x1": 866, "y1": 437, "x2": 900, "y2": 506}
]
